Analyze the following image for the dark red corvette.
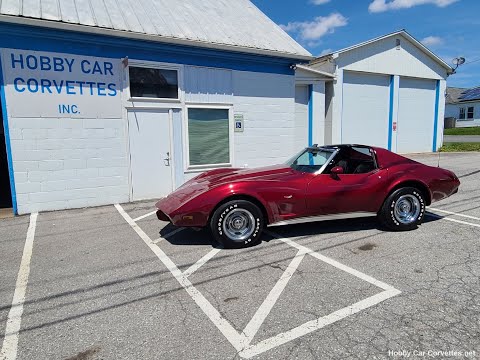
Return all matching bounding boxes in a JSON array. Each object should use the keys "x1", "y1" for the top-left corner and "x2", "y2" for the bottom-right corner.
[{"x1": 156, "y1": 145, "x2": 460, "y2": 248}]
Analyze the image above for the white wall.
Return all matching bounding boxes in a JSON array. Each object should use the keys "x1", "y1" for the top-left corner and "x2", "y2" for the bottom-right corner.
[
  {"x1": 294, "y1": 85, "x2": 308, "y2": 150},
  {"x1": 9, "y1": 118, "x2": 129, "y2": 214},
  {"x1": 181, "y1": 68, "x2": 296, "y2": 184},
  {"x1": 1, "y1": 49, "x2": 129, "y2": 214},
  {"x1": 311, "y1": 82, "x2": 326, "y2": 146},
  {"x1": 337, "y1": 34, "x2": 447, "y2": 80},
  {"x1": 232, "y1": 70, "x2": 296, "y2": 168},
  {"x1": 5, "y1": 51, "x2": 299, "y2": 213}
]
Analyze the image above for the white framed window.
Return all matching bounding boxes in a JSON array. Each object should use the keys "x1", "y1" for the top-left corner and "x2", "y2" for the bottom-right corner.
[
  {"x1": 185, "y1": 105, "x2": 233, "y2": 170},
  {"x1": 459, "y1": 107, "x2": 466, "y2": 120},
  {"x1": 467, "y1": 106, "x2": 474, "y2": 119},
  {"x1": 126, "y1": 61, "x2": 183, "y2": 102}
]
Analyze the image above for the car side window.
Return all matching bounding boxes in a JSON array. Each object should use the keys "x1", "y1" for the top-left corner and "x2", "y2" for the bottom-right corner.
[
  {"x1": 325, "y1": 147, "x2": 377, "y2": 175},
  {"x1": 290, "y1": 150, "x2": 332, "y2": 173}
]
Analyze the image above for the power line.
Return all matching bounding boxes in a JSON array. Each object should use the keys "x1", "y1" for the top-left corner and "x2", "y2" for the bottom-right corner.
[{"x1": 463, "y1": 57, "x2": 480, "y2": 66}]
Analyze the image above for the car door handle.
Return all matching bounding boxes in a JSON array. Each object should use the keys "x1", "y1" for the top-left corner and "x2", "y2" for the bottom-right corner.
[{"x1": 284, "y1": 195, "x2": 293, "y2": 199}]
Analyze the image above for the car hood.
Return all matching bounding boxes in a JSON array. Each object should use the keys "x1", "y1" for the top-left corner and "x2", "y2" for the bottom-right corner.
[
  {"x1": 192, "y1": 164, "x2": 294, "y2": 185},
  {"x1": 157, "y1": 164, "x2": 294, "y2": 211}
]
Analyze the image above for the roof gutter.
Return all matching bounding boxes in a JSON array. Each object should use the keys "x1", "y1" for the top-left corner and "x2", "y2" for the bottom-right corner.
[
  {"x1": 293, "y1": 64, "x2": 335, "y2": 79},
  {"x1": 0, "y1": 15, "x2": 314, "y2": 61}
]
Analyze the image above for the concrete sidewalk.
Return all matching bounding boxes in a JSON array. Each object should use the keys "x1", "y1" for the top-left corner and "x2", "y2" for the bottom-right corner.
[{"x1": 444, "y1": 135, "x2": 480, "y2": 143}]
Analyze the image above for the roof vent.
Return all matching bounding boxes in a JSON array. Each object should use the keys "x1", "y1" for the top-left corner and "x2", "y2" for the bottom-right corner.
[{"x1": 396, "y1": 39, "x2": 401, "y2": 50}]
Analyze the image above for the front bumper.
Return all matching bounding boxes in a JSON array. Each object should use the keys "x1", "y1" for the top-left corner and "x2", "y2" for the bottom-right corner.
[
  {"x1": 156, "y1": 209, "x2": 171, "y2": 222},
  {"x1": 155, "y1": 196, "x2": 209, "y2": 227}
]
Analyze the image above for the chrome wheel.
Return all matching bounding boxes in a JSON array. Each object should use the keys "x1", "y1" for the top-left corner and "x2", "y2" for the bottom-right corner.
[
  {"x1": 394, "y1": 194, "x2": 421, "y2": 224},
  {"x1": 222, "y1": 208, "x2": 256, "y2": 242}
]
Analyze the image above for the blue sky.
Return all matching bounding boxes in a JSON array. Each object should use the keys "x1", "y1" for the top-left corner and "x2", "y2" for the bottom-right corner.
[{"x1": 252, "y1": 0, "x2": 479, "y2": 88}]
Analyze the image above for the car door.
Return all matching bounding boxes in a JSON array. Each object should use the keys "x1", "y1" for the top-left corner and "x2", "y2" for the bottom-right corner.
[{"x1": 306, "y1": 147, "x2": 388, "y2": 215}]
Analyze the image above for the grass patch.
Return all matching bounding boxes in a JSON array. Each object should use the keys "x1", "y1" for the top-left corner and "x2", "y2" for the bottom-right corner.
[
  {"x1": 444, "y1": 127, "x2": 480, "y2": 135},
  {"x1": 440, "y1": 142, "x2": 480, "y2": 152}
]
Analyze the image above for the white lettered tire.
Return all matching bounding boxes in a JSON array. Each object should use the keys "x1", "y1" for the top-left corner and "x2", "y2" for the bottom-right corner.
[
  {"x1": 378, "y1": 187, "x2": 426, "y2": 231},
  {"x1": 210, "y1": 200, "x2": 264, "y2": 248}
]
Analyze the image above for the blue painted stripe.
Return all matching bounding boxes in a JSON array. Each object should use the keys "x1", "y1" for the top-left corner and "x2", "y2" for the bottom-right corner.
[
  {"x1": 432, "y1": 80, "x2": 440, "y2": 152},
  {"x1": 0, "y1": 22, "x2": 295, "y2": 76},
  {"x1": 387, "y1": 75, "x2": 395, "y2": 151},
  {"x1": 0, "y1": 56, "x2": 17, "y2": 215},
  {"x1": 308, "y1": 84, "x2": 313, "y2": 146}
]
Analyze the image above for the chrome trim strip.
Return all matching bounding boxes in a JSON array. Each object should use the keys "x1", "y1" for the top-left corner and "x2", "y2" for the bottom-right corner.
[{"x1": 268, "y1": 212, "x2": 377, "y2": 227}]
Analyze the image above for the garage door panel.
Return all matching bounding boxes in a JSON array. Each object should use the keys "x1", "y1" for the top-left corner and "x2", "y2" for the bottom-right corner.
[
  {"x1": 342, "y1": 72, "x2": 390, "y2": 148},
  {"x1": 397, "y1": 78, "x2": 436, "y2": 153}
]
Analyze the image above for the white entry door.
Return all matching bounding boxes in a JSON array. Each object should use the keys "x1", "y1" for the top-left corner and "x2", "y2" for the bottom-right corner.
[{"x1": 128, "y1": 109, "x2": 172, "y2": 200}]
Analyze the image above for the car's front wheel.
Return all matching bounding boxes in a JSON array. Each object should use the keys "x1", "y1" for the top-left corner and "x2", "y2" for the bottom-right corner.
[
  {"x1": 378, "y1": 187, "x2": 426, "y2": 231},
  {"x1": 210, "y1": 200, "x2": 264, "y2": 248}
]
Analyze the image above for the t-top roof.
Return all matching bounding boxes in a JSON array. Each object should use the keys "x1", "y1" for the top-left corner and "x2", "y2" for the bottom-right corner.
[{"x1": 0, "y1": 0, "x2": 312, "y2": 60}]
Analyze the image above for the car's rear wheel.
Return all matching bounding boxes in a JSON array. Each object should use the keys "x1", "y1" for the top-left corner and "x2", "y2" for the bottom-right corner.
[
  {"x1": 378, "y1": 187, "x2": 426, "y2": 231},
  {"x1": 210, "y1": 200, "x2": 264, "y2": 248}
]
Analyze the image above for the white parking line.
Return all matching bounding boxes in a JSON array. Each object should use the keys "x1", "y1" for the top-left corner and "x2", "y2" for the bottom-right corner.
[
  {"x1": 116, "y1": 204, "x2": 401, "y2": 359},
  {"x1": 183, "y1": 248, "x2": 222, "y2": 278},
  {"x1": 427, "y1": 212, "x2": 480, "y2": 228},
  {"x1": 0, "y1": 213, "x2": 38, "y2": 360},
  {"x1": 238, "y1": 230, "x2": 401, "y2": 358},
  {"x1": 115, "y1": 204, "x2": 249, "y2": 351},
  {"x1": 272, "y1": 232, "x2": 397, "y2": 291},
  {"x1": 239, "y1": 289, "x2": 400, "y2": 359},
  {"x1": 242, "y1": 249, "x2": 307, "y2": 342},
  {"x1": 428, "y1": 207, "x2": 480, "y2": 222},
  {"x1": 132, "y1": 210, "x2": 157, "y2": 222}
]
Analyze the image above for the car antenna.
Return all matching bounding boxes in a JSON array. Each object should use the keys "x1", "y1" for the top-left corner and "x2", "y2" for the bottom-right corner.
[{"x1": 437, "y1": 149, "x2": 441, "y2": 167}]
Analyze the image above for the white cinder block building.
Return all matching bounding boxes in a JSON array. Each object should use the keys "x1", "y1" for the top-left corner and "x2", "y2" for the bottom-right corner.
[
  {"x1": 0, "y1": 0, "x2": 321, "y2": 215},
  {"x1": 0, "y1": 2, "x2": 452, "y2": 216},
  {"x1": 308, "y1": 30, "x2": 453, "y2": 154}
]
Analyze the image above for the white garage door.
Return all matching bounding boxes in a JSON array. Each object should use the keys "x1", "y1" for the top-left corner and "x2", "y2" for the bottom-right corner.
[
  {"x1": 342, "y1": 72, "x2": 390, "y2": 148},
  {"x1": 397, "y1": 77, "x2": 437, "y2": 153}
]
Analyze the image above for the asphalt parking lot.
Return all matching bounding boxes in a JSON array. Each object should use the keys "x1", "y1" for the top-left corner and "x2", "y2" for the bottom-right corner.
[{"x1": 1, "y1": 152, "x2": 479, "y2": 360}]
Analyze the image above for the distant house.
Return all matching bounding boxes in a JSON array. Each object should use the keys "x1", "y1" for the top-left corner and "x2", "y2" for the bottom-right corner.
[{"x1": 445, "y1": 87, "x2": 480, "y2": 127}]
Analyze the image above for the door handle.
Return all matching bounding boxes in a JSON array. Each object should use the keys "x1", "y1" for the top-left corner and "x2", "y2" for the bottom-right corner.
[{"x1": 164, "y1": 152, "x2": 170, "y2": 166}]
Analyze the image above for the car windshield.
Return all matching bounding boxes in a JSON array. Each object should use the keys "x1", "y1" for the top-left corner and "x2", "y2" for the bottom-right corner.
[{"x1": 285, "y1": 147, "x2": 335, "y2": 174}]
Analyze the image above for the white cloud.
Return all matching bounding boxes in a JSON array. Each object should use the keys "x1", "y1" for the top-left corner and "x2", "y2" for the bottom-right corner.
[
  {"x1": 310, "y1": 0, "x2": 331, "y2": 4},
  {"x1": 421, "y1": 36, "x2": 444, "y2": 47},
  {"x1": 369, "y1": 0, "x2": 459, "y2": 13},
  {"x1": 280, "y1": 13, "x2": 347, "y2": 41}
]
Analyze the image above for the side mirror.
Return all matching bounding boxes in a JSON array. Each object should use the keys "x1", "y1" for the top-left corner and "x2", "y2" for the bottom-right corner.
[{"x1": 330, "y1": 166, "x2": 344, "y2": 179}]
